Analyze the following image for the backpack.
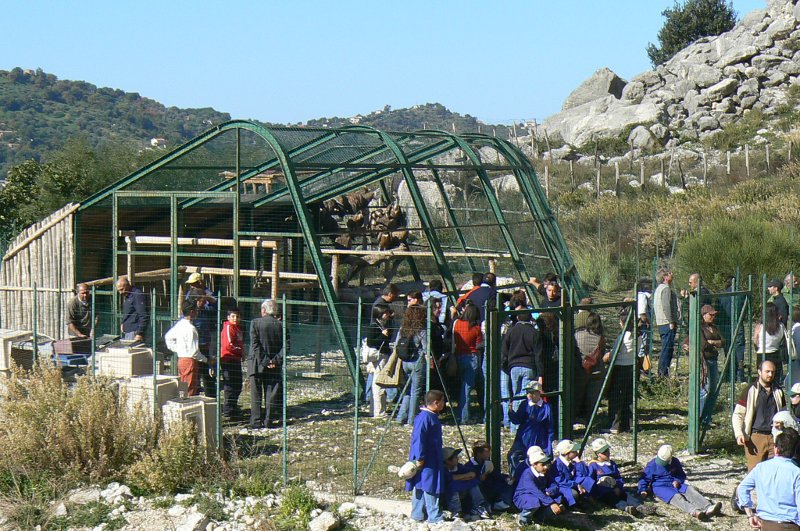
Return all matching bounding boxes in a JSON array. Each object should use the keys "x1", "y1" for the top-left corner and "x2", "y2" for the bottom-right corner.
[{"x1": 395, "y1": 335, "x2": 415, "y2": 361}]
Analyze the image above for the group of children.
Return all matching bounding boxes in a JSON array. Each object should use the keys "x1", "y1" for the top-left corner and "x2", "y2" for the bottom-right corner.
[{"x1": 406, "y1": 389, "x2": 723, "y2": 525}]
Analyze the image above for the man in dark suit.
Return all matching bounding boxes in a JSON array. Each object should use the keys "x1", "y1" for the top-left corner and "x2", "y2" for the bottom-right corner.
[{"x1": 248, "y1": 299, "x2": 287, "y2": 429}]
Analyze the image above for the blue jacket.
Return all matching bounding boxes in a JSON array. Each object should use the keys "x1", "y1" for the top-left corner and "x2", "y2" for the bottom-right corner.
[
  {"x1": 121, "y1": 287, "x2": 148, "y2": 336},
  {"x1": 444, "y1": 462, "x2": 480, "y2": 495},
  {"x1": 406, "y1": 409, "x2": 445, "y2": 495},
  {"x1": 638, "y1": 457, "x2": 688, "y2": 503},
  {"x1": 553, "y1": 457, "x2": 593, "y2": 506},
  {"x1": 509, "y1": 400, "x2": 554, "y2": 456},
  {"x1": 465, "y1": 458, "x2": 513, "y2": 503},
  {"x1": 587, "y1": 460, "x2": 624, "y2": 497},
  {"x1": 513, "y1": 466, "x2": 562, "y2": 510}
]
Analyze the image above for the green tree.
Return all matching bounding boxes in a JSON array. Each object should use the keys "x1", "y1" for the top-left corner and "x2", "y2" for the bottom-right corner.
[{"x1": 647, "y1": 0, "x2": 737, "y2": 67}]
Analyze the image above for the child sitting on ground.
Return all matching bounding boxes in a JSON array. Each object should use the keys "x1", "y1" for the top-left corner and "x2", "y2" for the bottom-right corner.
[
  {"x1": 507, "y1": 381, "x2": 554, "y2": 478},
  {"x1": 638, "y1": 444, "x2": 722, "y2": 521},
  {"x1": 442, "y1": 446, "x2": 492, "y2": 521},
  {"x1": 466, "y1": 441, "x2": 513, "y2": 513},
  {"x1": 586, "y1": 438, "x2": 652, "y2": 516},
  {"x1": 552, "y1": 439, "x2": 593, "y2": 507},
  {"x1": 513, "y1": 445, "x2": 566, "y2": 525}
]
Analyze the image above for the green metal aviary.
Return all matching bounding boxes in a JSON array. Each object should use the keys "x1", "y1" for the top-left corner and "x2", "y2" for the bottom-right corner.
[{"x1": 75, "y1": 120, "x2": 585, "y2": 387}]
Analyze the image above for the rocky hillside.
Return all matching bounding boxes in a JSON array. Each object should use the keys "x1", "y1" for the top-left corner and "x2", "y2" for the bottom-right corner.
[{"x1": 543, "y1": 0, "x2": 800, "y2": 151}]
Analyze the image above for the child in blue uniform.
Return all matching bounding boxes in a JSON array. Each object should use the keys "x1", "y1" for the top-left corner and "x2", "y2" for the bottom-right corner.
[
  {"x1": 406, "y1": 390, "x2": 447, "y2": 523},
  {"x1": 442, "y1": 446, "x2": 491, "y2": 520},
  {"x1": 552, "y1": 439, "x2": 593, "y2": 506},
  {"x1": 466, "y1": 441, "x2": 513, "y2": 513},
  {"x1": 638, "y1": 444, "x2": 721, "y2": 520},
  {"x1": 507, "y1": 381, "x2": 554, "y2": 478},
  {"x1": 587, "y1": 438, "x2": 651, "y2": 516},
  {"x1": 513, "y1": 445, "x2": 565, "y2": 525}
]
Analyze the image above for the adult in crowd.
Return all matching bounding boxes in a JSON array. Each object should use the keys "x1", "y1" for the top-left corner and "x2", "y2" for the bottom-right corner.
[
  {"x1": 116, "y1": 276, "x2": 148, "y2": 342},
  {"x1": 785, "y1": 273, "x2": 800, "y2": 309},
  {"x1": 248, "y1": 299, "x2": 288, "y2": 430},
  {"x1": 737, "y1": 429, "x2": 800, "y2": 531},
  {"x1": 537, "y1": 311, "x2": 561, "y2": 429},
  {"x1": 67, "y1": 283, "x2": 92, "y2": 338},
  {"x1": 372, "y1": 283, "x2": 399, "y2": 317},
  {"x1": 574, "y1": 312, "x2": 607, "y2": 425},
  {"x1": 405, "y1": 290, "x2": 423, "y2": 308},
  {"x1": 406, "y1": 389, "x2": 446, "y2": 524},
  {"x1": 466, "y1": 272, "x2": 497, "y2": 323},
  {"x1": 754, "y1": 302, "x2": 788, "y2": 384},
  {"x1": 699, "y1": 304, "x2": 724, "y2": 424},
  {"x1": 453, "y1": 302, "x2": 482, "y2": 424},
  {"x1": 501, "y1": 310, "x2": 543, "y2": 434},
  {"x1": 732, "y1": 359, "x2": 788, "y2": 472},
  {"x1": 573, "y1": 297, "x2": 593, "y2": 331},
  {"x1": 653, "y1": 269, "x2": 679, "y2": 378},
  {"x1": 680, "y1": 273, "x2": 712, "y2": 306},
  {"x1": 395, "y1": 304, "x2": 429, "y2": 426},
  {"x1": 367, "y1": 303, "x2": 395, "y2": 417},
  {"x1": 426, "y1": 299, "x2": 448, "y2": 393},
  {"x1": 607, "y1": 307, "x2": 635, "y2": 434},
  {"x1": 220, "y1": 307, "x2": 244, "y2": 419},
  {"x1": 188, "y1": 287, "x2": 217, "y2": 398},
  {"x1": 791, "y1": 383, "x2": 800, "y2": 419},
  {"x1": 636, "y1": 279, "x2": 653, "y2": 378},
  {"x1": 423, "y1": 279, "x2": 449, "y2": 325},
  {"x1": 768, "y1": 278, "x2": 790, "y2": 326},
  {"x1": 185, "y1": 272, "x2": 217, "y2": 305},
  {"x1": 455, "y1": 273, "x2": 484, "y2": 313},
  {"x1": 165, "y1": 302, "x2": 205, "y2": 396}
]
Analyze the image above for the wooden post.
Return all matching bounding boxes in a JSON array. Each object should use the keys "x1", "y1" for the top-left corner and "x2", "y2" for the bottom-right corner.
[
  {"x1": 594, "y1": 139, "x2": 599, "y2": 169},
  {"x1": 125, "y1": 232, "x2": 136, "y2": 285},
  {"x1": 660, "y1": 159, "x2": 666, "y2": 187},
  {"x1": 614, "y1": 161, "x2": 620, "y2": 197},
  {"x1": 745, "y1": 144, "x2": 750, "y2": 178},
  {"x1": 529, "y1": 127, "x2": 536, "y2": 159},
  {"x1": 766, "y1": 143, "x2": 771, "y2": 174},
  {"x1": 640, "y1": 159, "x2": 645, "y2": 186},
  {"x1": 702, "y1": 150, "x2": 708, "y2": 186},
  {"x1": 790, "y1": 140, "x2": 793, "y2": 163},
  {"x1": 596, "y1": 168, "x2": 601, "y2": 199},
  {"x1": 727, "y1": 151, "x2": 731, "y2": 175},
  {"x1": 272, "y1": 243, "x2": 280, "y2": 300},
  {"x1": 544, "y1": 165, "x2": 550, "y2": 198},
  {"x1": 544, "y1": 130, "x2": 553, "y2": 162},
  {"x1": 569, "y1": 160, "x2": 576, "y2": 190},
  {"x1": 488, "y1": 259, "x2": 497, "y2": 275}
]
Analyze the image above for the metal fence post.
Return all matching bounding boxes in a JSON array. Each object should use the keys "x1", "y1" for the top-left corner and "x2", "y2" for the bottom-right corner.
[
  {"x1": 151, "y1": 288, "x2": 158, "y2": 418},
  {"x1": 688, "y1": 287, "x2": 701, "y2": 453},
  {"x1": 91, "y1": 285, "x2": 97, "y2": 376},
  {"x1": 354, "y1": 298, "x2": 362, "y2": 495},
  {"x1": 216, "y1": 291, "x2": 222, "y2": 452},
  {"x1": 282, "y1": 294, "x2": 288, "y2": 486},
  {"x1": 33, "y1": 283, "x2": 38, "y2": 361},
  {"x1": 485, "y1": 307, "x2": 501, "y2": 468},
  {"x1": 559, "y1": 301, "x2": 575, "y2": 440}
]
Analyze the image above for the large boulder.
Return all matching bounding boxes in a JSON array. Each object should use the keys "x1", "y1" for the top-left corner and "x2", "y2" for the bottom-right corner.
[
  {"x1": 544, "y1": 96, "x2": 663, "y2": 147},
  {"x1": 397, "y1": 180, "x2": 457, "y2": 228},
  {"x1": 561, "y1": 68, "x2": 626, "y2": 111}
]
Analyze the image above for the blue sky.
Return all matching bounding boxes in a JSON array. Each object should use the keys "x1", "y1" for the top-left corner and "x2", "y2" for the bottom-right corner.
[{"x1": 3, "y1": 0, "x2": 766, "y2": 125}]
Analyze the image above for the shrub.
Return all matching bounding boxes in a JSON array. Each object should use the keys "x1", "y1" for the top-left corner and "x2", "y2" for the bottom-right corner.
[
  {"x1": 125, "y1": 421, "x2": 222, "y2": 495},
  {"x1": 570, "y1": 238, "x2": 620, "y2": 292},
  {"x1": 277, "y1": 483, "x2": 317, "y2": 529},
  {"x1": 705, "y1": 110, "x2": 764, "y2": 150},
  {"x1": 675, "y1": 216, "x2": 800, "y2": 287},
  {"x1": 0, "y1": 471, "x2": 63, "y2": 529},
  {"x1": 0, "y1": 363, "x2": 158, "y2": 482}
]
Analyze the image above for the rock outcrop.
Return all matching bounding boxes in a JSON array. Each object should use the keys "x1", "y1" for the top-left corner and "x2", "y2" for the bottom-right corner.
[{"x1": 543, "y1": 0, "x2": 800, "y2": 148}]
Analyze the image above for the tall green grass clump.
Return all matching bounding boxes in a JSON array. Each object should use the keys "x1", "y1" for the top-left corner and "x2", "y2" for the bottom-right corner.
[{"x1": 570, "y1": 237, "x2": 620, "y2": 292}]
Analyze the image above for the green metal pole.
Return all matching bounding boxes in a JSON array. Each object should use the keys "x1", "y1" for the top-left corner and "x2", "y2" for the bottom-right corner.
[
  {"x1": 559, "y1": 302, "x2": 575, "y2": 439},
  {"x1": 112, "y1": 193, "x2": 119, "y2": 336},
  {"x1": 632, "y1": 283, "x2": 639, "y2": 464},
  {"x1": 425, "y1": 299, "x2": 431, "y2": 393},
  {"x1": 91, "y1": 285, "x2": 97, "y2": 377},
  {"x1": 151, "y1": 288, "x2": 158, "y2": 418},
  {"x1": 282, "y1": 294, "x2": 288, "y2": 486},
  {"x1": 789, "y1": 272, "x2": 794, "y2": 387},
  {"x1": 486, "y1": 307, "x2": 501, "y2": 468},
  {"x1": 688, "y1": 286, "x2": 701, "y2": 453},
  {"x1": 353, "y1": 298, "x2": 361, "y2": 495},
  {"x1": 33, "y1": 283, "x2": 38, "y2": 361},
  {"x1": 216, "y1": 291, "x2": 222, "y2": 452},
  {"x1": 762, "y1": 273, "x2": 767, "y2": 373}
]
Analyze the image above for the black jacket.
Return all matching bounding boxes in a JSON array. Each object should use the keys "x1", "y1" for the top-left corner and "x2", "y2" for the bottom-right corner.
[
  {"x1": 248, "y1": 315, "x2": 285, "y2": 376},
  {"x1": 501, "y1": 321, "x2": 543, "y2": 376}
]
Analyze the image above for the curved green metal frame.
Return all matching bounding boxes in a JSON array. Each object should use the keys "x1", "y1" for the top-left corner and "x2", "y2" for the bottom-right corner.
[{"x1": 78, "y1": 120, "x2": 584, "y2": 388}]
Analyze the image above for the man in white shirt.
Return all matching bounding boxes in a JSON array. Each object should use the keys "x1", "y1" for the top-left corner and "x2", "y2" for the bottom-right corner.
[{"x1": 165, "y1": 302, "x2": 207, "y2": 396}]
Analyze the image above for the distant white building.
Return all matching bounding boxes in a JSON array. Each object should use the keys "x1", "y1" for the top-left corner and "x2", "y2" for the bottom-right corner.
[{"x1": 150, "y1": 138, "x2": 167, "y2": 148}]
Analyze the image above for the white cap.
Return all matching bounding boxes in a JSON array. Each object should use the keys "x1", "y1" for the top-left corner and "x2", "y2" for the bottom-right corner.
[
  {"x1": 790, "y1": 383, "x2": 800, "y2": 397},
  {"x1": 527, "y1": 445, "x2": 551, "y2": 464},
  {"x1": 773, "y1": 410, "x2": 796, "y2": 427},
  {"x1": 556, "y1": 439, "x2": 580, "y2": 456},
  {"x1": 657, "y1": 444, "x2": 673, "y2": 462},
  {"x1": 591, "y1": 438, "x2": 610, "y2": 454}
]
